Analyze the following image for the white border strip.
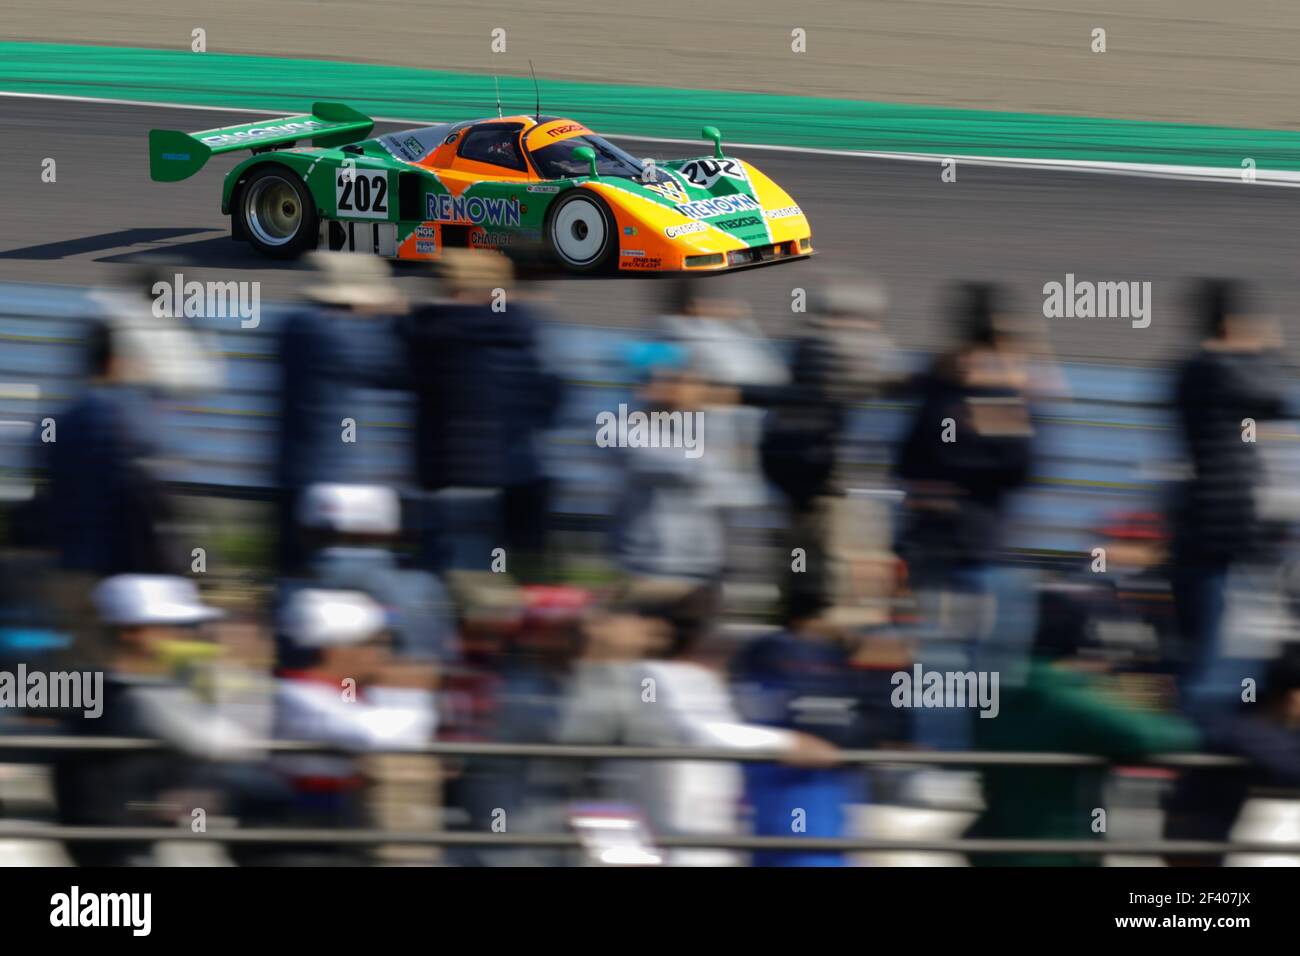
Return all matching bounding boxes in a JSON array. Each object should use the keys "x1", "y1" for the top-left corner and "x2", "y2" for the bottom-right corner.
[{"x1": 3, "y1": 89, "x2": 1298, "y2": 187}]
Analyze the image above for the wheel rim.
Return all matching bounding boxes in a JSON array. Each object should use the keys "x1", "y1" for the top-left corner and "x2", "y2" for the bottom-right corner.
[
  {"x1": 245, "y1": 175, "x2": 303, "y2": 246},
  {"x1": 551, "y1": 196, "x2": 607, "y2": 265}
]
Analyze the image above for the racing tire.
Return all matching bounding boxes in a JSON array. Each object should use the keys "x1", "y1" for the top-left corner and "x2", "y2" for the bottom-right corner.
[
  {"x1": 546, "y1": 190, "x2": 616, "y2": 274},
  {"x1": 234, "y1": 164, "x2": 319, "y2": 259}
]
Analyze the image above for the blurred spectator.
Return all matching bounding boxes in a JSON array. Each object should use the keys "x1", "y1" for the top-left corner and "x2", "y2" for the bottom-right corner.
[
  {"x1": 1035, "y1": 511, "x2": 1179, "y2": 682},
  {"x1": 1170, "y1": 279, "x2": 1290, "y2": 715},
  {"x1": 55, "y1": 575, "x2": 255, "y2": 866},
  {"x1": 445, "y1": 585, "x2": 592, "y2": 866},
  {"x1": 659, "y1": 281, "x2": 787, "y2": 583},
  {"x1": 38, "y1": 320, "x2": 181, "y2": 660},
  {"x1": 45, "y1": 321, "x2": 178, "y2": 579},
  {"x1": 272, "y1": 589, "x2": 437, "y2": 864},
  {"x1": 731, "y1": 591, "x2": 886, "y2": 866},
  {"x1": 557, "y1": 604, "x2": 837, "y2": 866},
  {"x1": 894, "y1": 283, "x2": 1039, "y2": 749},
  {"x1": 970, "y1": 611, "x2": 1200, "y2": 867},
  {"x1": 274, "y1": 253, "x2": 408, "y2": 576},
  {"x1": 610, "y1": 358, "x2": 725, "y2": 647},
  {"x1": 290, "y1": 482, "x2": 456, "y2": 664},
  {"x1": 399, "y1": 250, "x2": 561, "y2": 576},
  {"x1": 736, "y1": 279, "x2": 897, "y2": 617},
  {"x1": 1165, "y1": 643, "x2": 1300, "y2": 865}
]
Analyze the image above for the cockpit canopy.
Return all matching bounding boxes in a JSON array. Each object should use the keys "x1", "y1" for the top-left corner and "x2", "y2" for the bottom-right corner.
[{"x1": 378, "y1": 116, "x2": 672, "y2": 183}]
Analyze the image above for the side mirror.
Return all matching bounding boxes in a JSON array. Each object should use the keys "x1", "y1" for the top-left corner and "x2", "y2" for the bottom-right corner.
[
  {"x1": 572, "y1": 145, "x2": 598, "y2": 179},
  {"x1": 701, "y1": 126, "x2": 723, "y2": 159}
]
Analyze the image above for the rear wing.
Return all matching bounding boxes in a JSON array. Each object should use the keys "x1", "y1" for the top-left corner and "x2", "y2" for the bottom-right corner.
[{"x1": 149, "y1": 102, "x2": 374, "y2": 182}]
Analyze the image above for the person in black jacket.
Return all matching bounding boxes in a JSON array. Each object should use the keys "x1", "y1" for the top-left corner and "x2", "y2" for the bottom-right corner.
[
  {"x1": 274, "y1": 253, "x2": 408, "y2": 576},
  {"x1": 1170, "y1": 279, "x2": 1289, "y2": 716},
  {"x1": 1164, "y1": 643, "x2": 1300, "y2": 865},
  {"x1": 46, "y1": 320, "x2": 176, "y2": 579},
  {"x1": 399, "y1": 251, "x2": 561, "y2": 576},
  {"x1": 37, "y1": 320, "x2": 181, "y2": 665},
  {"x1": 894, "y1": 282, "x2": 1039, "y2": 750},
  {"x1": 738, "y1": 281, "x2": 896, "y2": 619}
]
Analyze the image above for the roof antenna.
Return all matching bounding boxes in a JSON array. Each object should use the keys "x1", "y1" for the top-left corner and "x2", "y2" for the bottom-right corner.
[
  {"x1": 529, "y1": 60, "x2": 541, "y2": 123},
  {"x1": 494, "y1": 76, "x2": 503, "y2": 118}
]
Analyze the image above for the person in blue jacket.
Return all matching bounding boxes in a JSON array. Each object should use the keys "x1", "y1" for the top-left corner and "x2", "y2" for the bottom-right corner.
[{"x1": 731, "y1": 591, "x2": 903, "y2": 866}]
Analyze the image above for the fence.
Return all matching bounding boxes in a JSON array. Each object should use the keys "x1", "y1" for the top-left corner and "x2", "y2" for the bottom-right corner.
[{"x1": 0, "y1": 735, "x2": 1294, "y2": 857}]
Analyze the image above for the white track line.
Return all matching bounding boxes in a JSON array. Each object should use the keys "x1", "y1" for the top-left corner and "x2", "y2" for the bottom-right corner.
[{"x1": 3, "y1": 89, "x2": 1297, "y2": 187}]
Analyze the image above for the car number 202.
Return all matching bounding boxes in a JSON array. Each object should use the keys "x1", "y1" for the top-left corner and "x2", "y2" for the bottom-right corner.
[{"x1": 336, "y1": 170, "x2": 389, "y2": 219}]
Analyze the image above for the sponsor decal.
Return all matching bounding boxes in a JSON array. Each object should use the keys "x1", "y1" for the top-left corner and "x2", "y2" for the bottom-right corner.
[
  {"x1": 674, "y1": 194, "x2": 761, "y2": 219},
  {"x1": 546, "y1": 123, "x2": 585, "y2": 138},
  {"x1": 645, "y1": 179, "x2": 689, "y2": 204},
  {"x1": 621, "y1": 256, "x2": 662, "y2": 270},
  {"x1": 527, "y1": 184, "x2": 560, "y2": 193},
  {"x1": 414, "y1": 224, "x2": 437, "y2": 239},
  {"x1": 622, "y1": 249, "x2": 646, "y2": 257},
  {"x1": 160, "y1": 152, "x2": 191, "y2": 161},
  {"x1": 664, "y1": 221, "x2": 709, "y2": 239},
  {"x1": 336, "y1": 171, "x2": 389, "y2": 219},
  {"x1": 200, "y1": 120, "x2": 322, "y2": 146},
  {"x1": 471, "y1": 230, "x2": 513, "y2": 248},
  {"x1": 402, "y1": 136, "x2": 425, "y2": 159},
  {"x1": 623, "y1": 226, "x2": 637, "y2": 236},
  {"x1": 425, "y1": 193, "x2": 522, "y2": 226},
  {"x1": 416, "y1": 240, "x2": 437, "y2": 254},
  {"x1": 713, "y1": 215, "x2": 762, "y2": 230},
  {"x1": 679, "y1": 158, "x2": 747, "y2": 188},
  {"x1": 763, "y1": 205, "x2": 802, "y2": 220}
]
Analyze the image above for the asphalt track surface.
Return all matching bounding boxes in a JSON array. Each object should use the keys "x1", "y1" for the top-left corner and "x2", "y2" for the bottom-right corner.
[{"x1": 4, "y1": 98, "x2": 1300, "y2": 363}]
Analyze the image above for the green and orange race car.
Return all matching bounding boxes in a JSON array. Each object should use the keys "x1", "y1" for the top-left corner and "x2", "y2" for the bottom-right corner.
[{"x1": 148, "y1": 102, "x2": 813, "y2": 272}]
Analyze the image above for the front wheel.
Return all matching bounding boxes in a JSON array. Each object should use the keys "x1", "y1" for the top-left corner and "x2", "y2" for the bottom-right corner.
[
  {"x1": 235, "y1": 165, "x2": 319, "y2": 259},
  {"x1": 546, "y1": 190, "x2": 615, "y2": 273}
]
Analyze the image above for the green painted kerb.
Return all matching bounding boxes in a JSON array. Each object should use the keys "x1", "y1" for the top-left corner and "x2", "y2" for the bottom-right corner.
[{"x1": 5, "y1": 42, "x2": 1300, "y2": 170}]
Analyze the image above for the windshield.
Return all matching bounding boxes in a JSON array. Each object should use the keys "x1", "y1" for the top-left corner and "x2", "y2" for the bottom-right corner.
[
  {"x1": 380, "y1": 121, "x2": 473, "y2": 161},
  {"x1": 530, "y1": 134, "x2": 669, "y2": 182}
]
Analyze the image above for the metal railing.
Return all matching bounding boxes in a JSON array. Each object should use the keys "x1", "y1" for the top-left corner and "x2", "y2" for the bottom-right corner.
[
  {"x1": 0, "y1": 824, "x2": 1294, "y2": 856},
  {"x1": 1, "y1": 734, "x2": 1290, "y2": 857},
  {"x1": 0, "y1": 734, "x2": 1250, "y2": 767}
]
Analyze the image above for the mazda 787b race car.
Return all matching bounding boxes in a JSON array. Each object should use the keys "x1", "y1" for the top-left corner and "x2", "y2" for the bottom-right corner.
[{"x1": 148, "y1": 102, "x2": 813, "y2": 273}]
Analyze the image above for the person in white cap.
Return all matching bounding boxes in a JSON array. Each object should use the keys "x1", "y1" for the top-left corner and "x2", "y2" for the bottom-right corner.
[
  {"x1": 291, "y1": 483, "x2": 455, "y2": 664},
  {"x1": 54, "y1": 575, "x2": 258, "y2": 866},
  {"x1": 271, "y1": 589, "x2": 437, "y2": 863},
  {"x1": 274, "y1": 253, "x2": 409, "y2": 576},
  {"x1": 93, "y1": 574, "x2": 223, "y2": 629}
]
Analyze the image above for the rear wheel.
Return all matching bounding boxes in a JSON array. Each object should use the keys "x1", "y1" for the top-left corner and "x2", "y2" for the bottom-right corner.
[
  {"x1": 546, "y1": 191, "x2": 615, "y2": 273},
  {"x1": 235, "y1": 165, "x2": 319, "y2": 259}
]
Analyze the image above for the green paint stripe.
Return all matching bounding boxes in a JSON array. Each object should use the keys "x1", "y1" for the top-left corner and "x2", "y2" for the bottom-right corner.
[{"x1": 5, "y1": 42, "x2": 1300, "y2": 170}]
